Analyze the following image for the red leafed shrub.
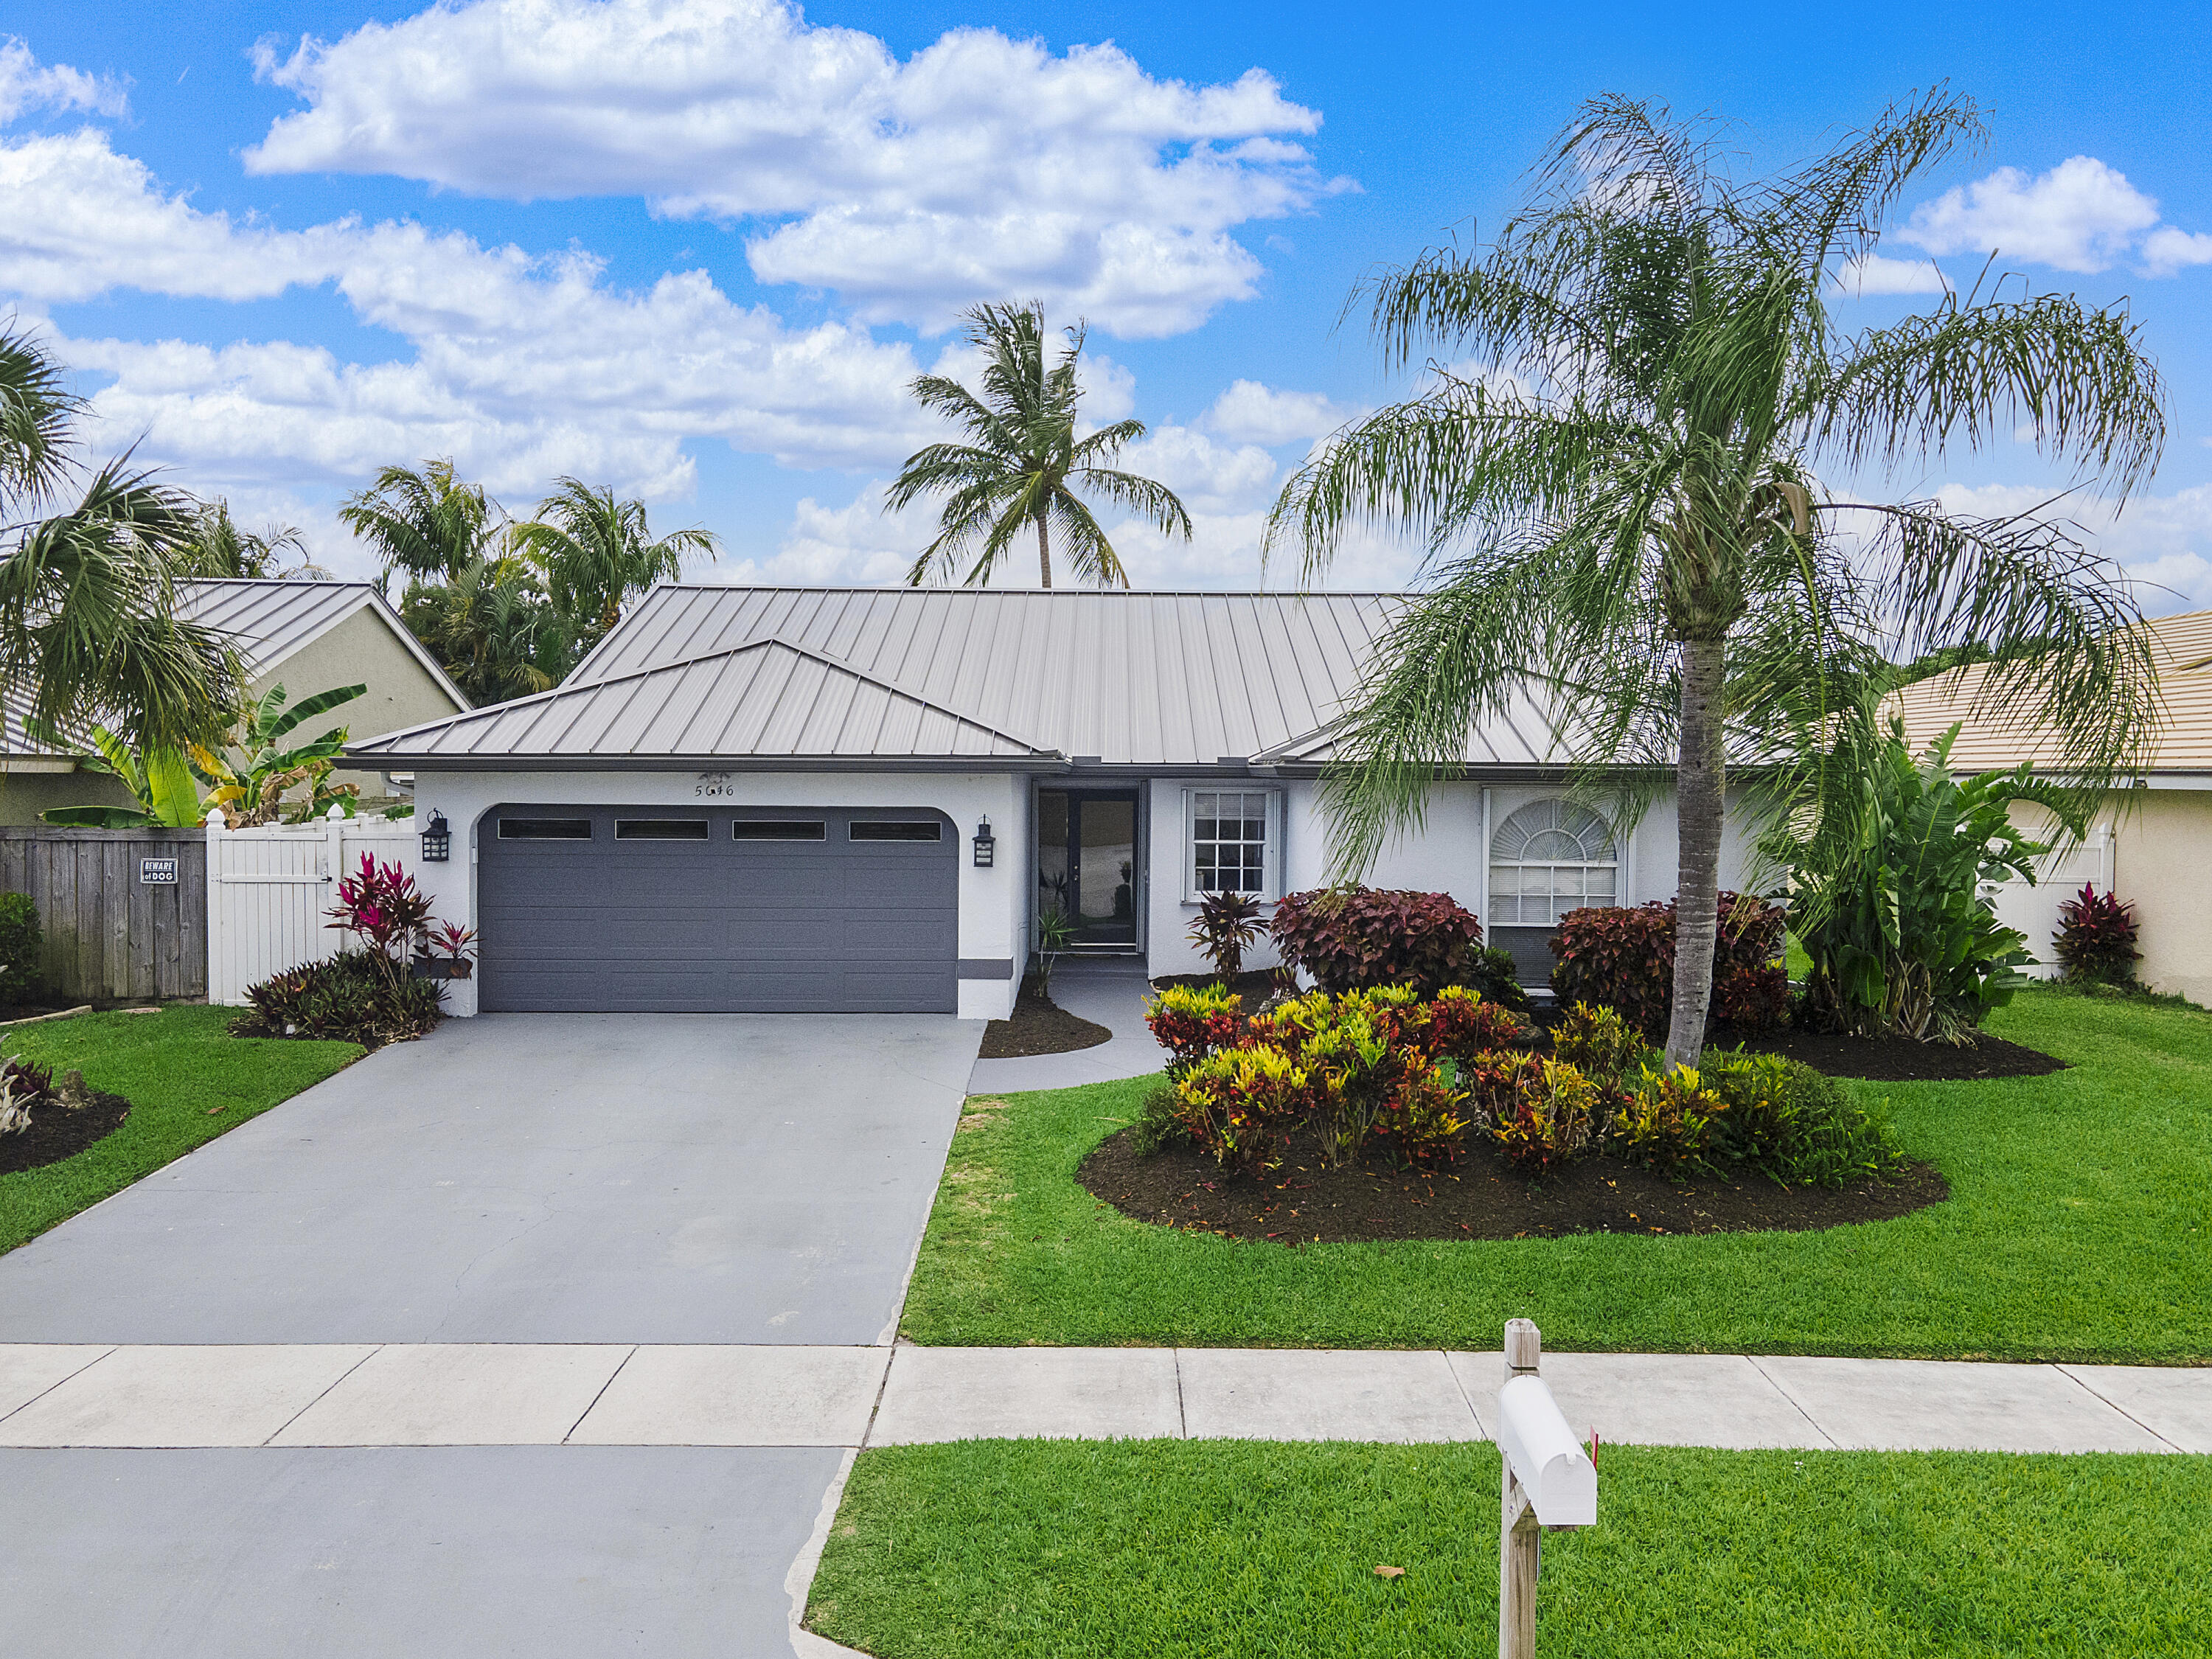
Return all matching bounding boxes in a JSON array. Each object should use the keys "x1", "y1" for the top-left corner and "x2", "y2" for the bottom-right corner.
[
  {"x1": 1487, "y1": 1058, "x2": 1599, "y2": 1176},
  {"x1": 1548, "y1": 891, "x2": 1788, "y2": 1041},
  {"x1": 1418, "y1": 984, "x2": 1533, "y2": 1061},
  {"x1": 1144, "y1": 983, "x2": 1246, "y2": 1079},
  {"x1": 1270, "y1": 886, "x2": 1484, "y2": 995},
  {"x1": 1367, "y1": 1059, "x2": 1470, "y2": 1166},
  {"x1": 327, "y1": 852, "x2": 434, "y2": 967},
  {"x1": 1169, "y1": 1045, "x2": 1307, "y2": 1177},
  {"x1": 2052, "y1": 883, "x2": 2141, "y2": 986}
]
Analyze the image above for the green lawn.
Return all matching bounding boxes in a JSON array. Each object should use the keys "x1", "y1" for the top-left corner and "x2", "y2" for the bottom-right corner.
[
  {"x1": 809, "y1": 1439, "x2": 2212, "y2": 1659},
  {"x1": 900, "y1": 990, "x2": 2212, "y2": 1361},
  {"x1": 0, "y1": 1006, "x2": 361, "y2": 1254}
]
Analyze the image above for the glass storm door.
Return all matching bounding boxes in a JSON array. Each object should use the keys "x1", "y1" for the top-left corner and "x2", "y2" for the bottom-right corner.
[{"x1": 1036, "y1": 790, "x2": 1139, "y2": 947}]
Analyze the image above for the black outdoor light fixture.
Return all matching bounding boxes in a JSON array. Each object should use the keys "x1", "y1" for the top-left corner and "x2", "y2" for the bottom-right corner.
[
  {"x1": 973, "y1": 815, "x2": 996, "y2": 868},
  {"x1": 420, "y1": 810, "x2": 452, "y2": 863}
]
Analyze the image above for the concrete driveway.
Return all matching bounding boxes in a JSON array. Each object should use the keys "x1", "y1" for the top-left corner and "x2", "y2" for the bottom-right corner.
[
  {"x1": 0, "y1": 1012, "x2": 980, "y2": 1658},
  {"x1": 0, "y1": 1012, "x2": 980, "y2": 1345}
]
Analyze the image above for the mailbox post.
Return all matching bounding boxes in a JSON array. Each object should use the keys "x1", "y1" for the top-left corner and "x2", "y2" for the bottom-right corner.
[{"x1": 1495, "y1": 1318, "x2": 1594, "y2": 1659}]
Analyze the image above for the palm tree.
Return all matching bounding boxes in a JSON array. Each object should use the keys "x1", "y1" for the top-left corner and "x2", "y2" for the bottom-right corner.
[
  {"x1": 0, "y1": 323, "x2": 240, "y2": 770},
  {"x1": 339, "y1": 459, "x2": 500, "y2": 590},
  {"x1": 173, "y1": 499, "x2": 333, "y2": 581},
  {"x1": 512, "y1": 477, "x2": 720, "y2": 652},
  {"x1": 398, "y1": 555, "x2": 563, "y2": 705},
  {"x1": 1266, "y1": 91, "x2": 2165, "y2": 1068},
  {"x1": 888, "y1": 301, "x2": 1192, "y2": 588}
]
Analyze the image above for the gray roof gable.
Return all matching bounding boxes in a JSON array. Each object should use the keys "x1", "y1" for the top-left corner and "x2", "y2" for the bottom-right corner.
[{"x1": 351, "y1": 635, "x2": 1062, "y2": 766}]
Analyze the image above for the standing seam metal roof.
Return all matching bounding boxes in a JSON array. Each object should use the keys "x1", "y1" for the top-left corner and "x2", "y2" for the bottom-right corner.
[
  {"x1": 548, "y1": 586, "x2": 1561, "y2": 770},
  {"x1": 349, "y1": 636, "x2": 1059, "y2": 762}
]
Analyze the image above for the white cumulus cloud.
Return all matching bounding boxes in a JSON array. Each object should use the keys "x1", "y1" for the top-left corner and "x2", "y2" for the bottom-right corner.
[
  {"x1": 0, "y1": 122, "x2": 942, "y2": 517},
  {"x1": 1201, "y1": 378, "x2": 1352, "y2": 445},
  {"x1": 1899, "y1": 156, "x2": 2166, "y2": 275},
  {"x1": 1832, "y1": 253, "x2": 1947, "y2": 297},
  {"x1": 0, "y1": 37, "x2": 128, "y2": 125},
  {"x1": 243, "y1": 0, "x2": 1346, "y2": 336},
  {"x1": 1933, "y1": 481, "x2": 2212, "y2": 613}
]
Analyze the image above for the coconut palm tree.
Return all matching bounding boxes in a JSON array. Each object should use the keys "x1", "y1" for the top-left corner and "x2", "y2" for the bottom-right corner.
[
  {"x1": 888, "y1": 301, "x2": 1192, "y2": 588},
  {"x1": 512, "y1": 477, "x2": 720, "y2": 653},
  {"x1": 339, "y1": 459, "x2": 501, "y2": 590},
  {"x1": 0, "y1": 323, "x2": 240, "y2": 772},
  {"x1": 173, "y1": 499, "x2": 333, "y2": 581},
  {"x1": 1266, "y1": 91, "x2": 2166, "y2": 1068}
]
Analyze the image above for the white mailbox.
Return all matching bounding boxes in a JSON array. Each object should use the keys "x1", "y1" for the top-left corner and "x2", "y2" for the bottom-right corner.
[{"x1": 1495, "y1": 1374, "x2": 1596, "y2": 1528}]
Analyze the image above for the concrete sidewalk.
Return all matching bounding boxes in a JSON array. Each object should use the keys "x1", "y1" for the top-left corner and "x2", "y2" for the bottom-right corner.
[
  {"x1": 6, "y1": 1343, "x2": 2206, "y2": 1454},
  {"x1": 968, "y1": 957, "x2": 1164, "y2": 1092}
]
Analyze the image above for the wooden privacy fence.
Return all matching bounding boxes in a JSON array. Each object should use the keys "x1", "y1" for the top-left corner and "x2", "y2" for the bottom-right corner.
[
  {"x1": 205, "y1": 810, "x2": 420, "y2": 1006},
  {"x1": 0, "y1": 826, "x2": 209, "y2": 1004}
]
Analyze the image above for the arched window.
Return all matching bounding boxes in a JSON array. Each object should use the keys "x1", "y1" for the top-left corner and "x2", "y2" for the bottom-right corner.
[{"x1": 1489, "y1": 799, "x2": 1618, "y2": 927}]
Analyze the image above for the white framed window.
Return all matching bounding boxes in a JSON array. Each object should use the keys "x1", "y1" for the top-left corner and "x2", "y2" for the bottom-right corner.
[
  {"x1": 1488, "y1": 798, "x2": 1618, "y2": 926},
  {"x1": 1184, "y1": 787, "x2": 1279, "y2": 901}
]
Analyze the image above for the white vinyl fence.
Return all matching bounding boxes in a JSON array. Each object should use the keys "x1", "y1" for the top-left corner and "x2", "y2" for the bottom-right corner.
[
  {"x1": 205, "y1": 807, "x2": 420, "y2": 1005},
  {"x1": 1989, "y1": 821, "x2": 2115, "y2": 981}
]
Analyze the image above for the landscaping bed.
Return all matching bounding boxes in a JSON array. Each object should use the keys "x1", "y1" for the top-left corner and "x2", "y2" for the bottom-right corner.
[
  {"x1": 1080, "y1": 1123, "x2": 1947, "y2": 1243},
  {"x1": 978, "y1": 987, "x2": 1112, "y2": 1058},
  {"x1": 809, "y1": 1440, "x2": 2212, "y2": 1659},
  {"x1": 1723, "y1": 1024, "x2": 2065, "y2": 1081},
  {"x1": 898, "y1": 992, "x2": 2212, "y2": 1360},
  {"x1": 0, "y1": 1088, "x2": 131, "y2": 1176}
]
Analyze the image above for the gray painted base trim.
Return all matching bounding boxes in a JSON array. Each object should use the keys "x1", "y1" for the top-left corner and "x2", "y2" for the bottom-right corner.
[{"x1": 956, "y1": 959, "x2": 1015, "y2": 980}]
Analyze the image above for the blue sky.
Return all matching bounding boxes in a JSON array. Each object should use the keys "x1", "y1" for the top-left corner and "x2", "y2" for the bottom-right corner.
[{"x1": 4, "y1": 0, "x2": 2210, "y2": 604}]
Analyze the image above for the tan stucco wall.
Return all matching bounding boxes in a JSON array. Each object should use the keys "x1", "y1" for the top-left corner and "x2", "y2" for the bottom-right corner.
[
  {"x1": 0, "y1": 768, "x2": 138, "y2": 827},
  {"x1": 256, "y1": 606, "x2": 466, "y2": 807},
  {"x1": 2116, "y1": 790, "x2": 2212, "y2": 1006},
  {"x1": 2011, "y1": 792, "x2": 2212, "y2": 1005}
]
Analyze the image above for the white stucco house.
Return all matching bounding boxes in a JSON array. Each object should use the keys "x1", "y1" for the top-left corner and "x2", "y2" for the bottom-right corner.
[{"x1": 349, "y1": 586, "x2": 1751, "y2": 1020}]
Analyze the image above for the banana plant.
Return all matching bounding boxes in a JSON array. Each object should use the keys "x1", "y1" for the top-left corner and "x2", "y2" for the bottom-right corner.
[
  {"x1": 40, "y1": 726, "x2": 206, "y2": 828},
  {"x1": 40, "y1": 682, "x2": 367, "y2": 829},
  {"x1": 191, "y1": 682, "x2": 368, "y2": 826}
]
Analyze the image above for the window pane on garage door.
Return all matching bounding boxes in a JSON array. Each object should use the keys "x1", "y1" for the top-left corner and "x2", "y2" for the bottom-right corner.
[{"x1": 477, "y1": 804, "x2": 958, "y2": 1012}]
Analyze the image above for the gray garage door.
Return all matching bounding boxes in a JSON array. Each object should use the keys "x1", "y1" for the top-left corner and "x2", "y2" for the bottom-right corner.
[{"x1": 477, "y1": 804, "x2": 958, "y2": 1012}]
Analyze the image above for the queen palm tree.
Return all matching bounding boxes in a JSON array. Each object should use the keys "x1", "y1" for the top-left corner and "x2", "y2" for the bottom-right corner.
[
  {"x1": 888, "y1": 301, "x2": 1192, "y2": 588},
  {"x1": 0, "y1": 323, "x2": 240, "y2": 780},
  {"x1": 512, "y1": 477, "x2": 720, "y2": 653},
  {"x1": 173, "y1": 499, "x2": 333, "y2": 581},
  {"x1": 339, "y1": 459, "x2": 501, "y2": 590},
  {"x1": 1267, "y1": 91, "x2": 2165, "y2": 1068}
]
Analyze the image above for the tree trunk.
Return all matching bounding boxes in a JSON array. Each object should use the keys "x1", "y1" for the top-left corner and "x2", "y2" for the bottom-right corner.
[
  {"x1": 1663, "y1": 635, "x2": 1727, "y2": 1069},
  {"x1": 1036, "y1": 515, "x2": 1052, "y2": 588}
]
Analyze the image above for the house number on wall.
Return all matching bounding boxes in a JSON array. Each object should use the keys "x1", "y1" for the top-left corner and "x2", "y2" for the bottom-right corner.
[{"x1": 695, "y1": 771, "x2": 737, "y2": 798}]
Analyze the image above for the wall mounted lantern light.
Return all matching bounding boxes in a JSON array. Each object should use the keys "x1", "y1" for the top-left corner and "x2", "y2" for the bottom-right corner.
[
  {"x1": 973, "y1": 815, "x2": 996, "y2": 868},
  {"x1": 420, "y1": 809, "x2": 452, "y2": 863}
]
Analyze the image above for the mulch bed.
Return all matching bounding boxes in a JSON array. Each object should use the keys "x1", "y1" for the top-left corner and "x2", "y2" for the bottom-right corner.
[
  {"x1": 0, "y1": 1091, "x2": 131, "y2": 1177},
  {"x1": 1716, "y1": 1025, "x2": 2066, "y2": 1082},
  {"x1": 1148, "y1": 970, "x2": 1293, "y2": 1003},
  {"x1": 1079, "y1": 1121, "x2": 1949, "y2": 1245},
  {"x1": 980, "y1": 991, "x2": 1113, "y2": 1059}
]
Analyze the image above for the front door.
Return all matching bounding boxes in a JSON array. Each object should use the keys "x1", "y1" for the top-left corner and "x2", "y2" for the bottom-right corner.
[{"x1": 1036, "y1": 790, "x2": 1139, "y2": 948}]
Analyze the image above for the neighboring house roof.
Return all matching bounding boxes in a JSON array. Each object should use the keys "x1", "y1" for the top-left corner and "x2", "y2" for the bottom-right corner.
[
  {"x1": 1889, "y1": 606, "x2": 2212, "y2": 777},
  {"x1": 178, "y1": 580, "x2": 468, "y2": 709},
  {"x1": 1, "y1": 579, "x2": 467, "y2": 764},
  {"x1": 546, "y1": 585, "x2": 1570, "y2": 773},
  {"x1": 349, "y1": 636, "x2": 1064, "y2": 768}
]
